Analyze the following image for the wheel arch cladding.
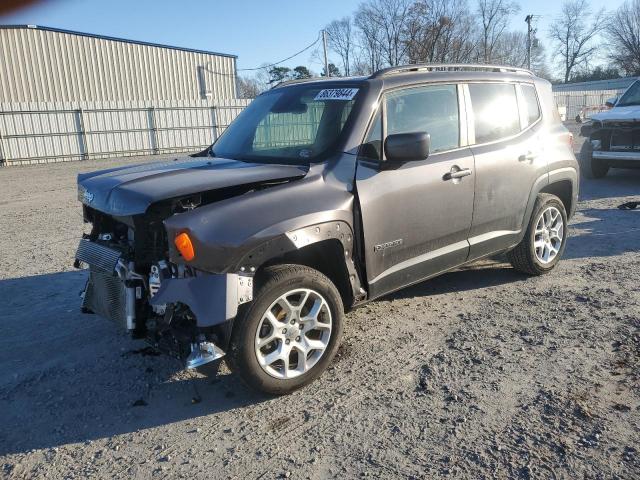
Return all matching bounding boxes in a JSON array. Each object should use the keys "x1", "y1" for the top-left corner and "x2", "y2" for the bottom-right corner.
[
  {"x1": 521, "y1": 168, "x2": 577, "y2": 236},
  {"x1": 239, "y1": 221, "x2": 364, "y2": 310},
  {"x1": 539, "y1": 179, "x2": 574, "y2": 218}
]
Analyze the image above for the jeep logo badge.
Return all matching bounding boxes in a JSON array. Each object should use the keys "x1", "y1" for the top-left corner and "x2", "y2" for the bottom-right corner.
[{"x1": 81, "y1": 188, "x2": 94, "y2": 204}]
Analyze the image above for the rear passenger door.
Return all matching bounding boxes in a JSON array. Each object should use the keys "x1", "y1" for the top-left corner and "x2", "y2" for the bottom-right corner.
[
  {"x1": 465, "y1": 82, "x2": 547, "y2": 259},
  {"x1": 355, "y1": 83, "x2": 476, "y2": 299}
]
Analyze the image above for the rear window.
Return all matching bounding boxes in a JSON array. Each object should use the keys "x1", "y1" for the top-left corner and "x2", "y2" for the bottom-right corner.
[
  {"x1": 521, "y1": 84, "x2": 541, "y2": 127},
  {"x1": 469, "y1": 83, "x2": 520, "y2": 144}
]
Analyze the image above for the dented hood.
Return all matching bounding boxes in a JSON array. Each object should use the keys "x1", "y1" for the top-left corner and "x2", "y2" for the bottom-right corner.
[
  {"x1": 591, "y1": 105, "x2": 640, "y2": 123},
  {"x1": 77, "y1": 156, "x2": 308, "y2": 216}
]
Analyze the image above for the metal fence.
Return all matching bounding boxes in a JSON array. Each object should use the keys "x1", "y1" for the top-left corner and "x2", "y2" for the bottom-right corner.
[
  {"x1": 0, "y1": 99, "x2": 251, "y2": 166},
  {"x1": 3, "y1": 89, "x2": 632, "y2": 165},
  {"x1": 553, "y1": 89, "x2": 628, "y2": 121}
]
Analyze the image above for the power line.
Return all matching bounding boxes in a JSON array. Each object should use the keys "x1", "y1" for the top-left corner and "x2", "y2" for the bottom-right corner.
[
  {"x1": 198, "y1": 33, "x2": 322, "y2": 79},
  {"x1": 237, "y1": 33, "x2": 321, "y2": 71}
]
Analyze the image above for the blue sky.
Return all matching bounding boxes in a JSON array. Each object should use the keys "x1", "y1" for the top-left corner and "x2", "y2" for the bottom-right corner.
[{"x1": 1, "y1": 0, "x2": 620, "y2": 74}]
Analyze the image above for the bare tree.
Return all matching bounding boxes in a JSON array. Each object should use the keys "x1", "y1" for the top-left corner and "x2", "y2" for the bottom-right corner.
[
  {"x1": 404, "y1": 0, "x2": 477, "y2": 64},
  {"x1": 354, "y1": 7, "x2": 384, "y2": 73},
  {"x1": 355, "y1": 0, "x2": 413, "y2": 68},
  {"x1": 549, "y1": 0, "x2": 605, "y2": 83},
  {"x1": 236, "y1": 76, "x2": 261, "y2": 98},
  {"x1": 326, "y1": 17, "x2": 355, "y2": 76},
  {"x1": 529, "y1": 40, "x2": 551, "y2": 79},
  {"x1": 606, "y1": 0, "x2": 640, "y2": 75},
  {"x1": 492, "y1": 30, "x2": 528, "y2": 67},
  {"x1": 477, "y1": 0, "x2": 520, "y2": 63}
]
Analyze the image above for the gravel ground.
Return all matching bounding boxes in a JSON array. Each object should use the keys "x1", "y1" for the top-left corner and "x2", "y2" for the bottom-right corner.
[{"x1": 1, "y1": 128, "x2": 639, "y2": 479}]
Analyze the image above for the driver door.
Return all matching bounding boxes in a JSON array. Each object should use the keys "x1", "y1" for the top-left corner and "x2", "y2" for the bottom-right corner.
[{"x1": 355, "y1": 83, "x2": 476, "y2": 299}]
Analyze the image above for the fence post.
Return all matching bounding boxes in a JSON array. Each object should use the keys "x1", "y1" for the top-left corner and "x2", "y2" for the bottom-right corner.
[
  {"x1": 148, "y1": 106, "x2": 159, "y2": 154},
  {"x1": 0, "y1": 130, "x2": 6, "y2": 166},
  {"x1": 211, "y1": 105, "x2": 219, "y2": 144},
  {"x1": 75, "y1": 108, "x2": 89, "y2": 160}
]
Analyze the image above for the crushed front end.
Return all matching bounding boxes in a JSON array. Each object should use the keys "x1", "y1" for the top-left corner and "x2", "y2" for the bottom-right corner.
[{"x1": 74, "y1": 197, "x2": 253, "y2": 369}]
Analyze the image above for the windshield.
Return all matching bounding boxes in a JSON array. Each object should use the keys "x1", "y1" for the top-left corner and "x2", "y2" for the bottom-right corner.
[
  {"x1": 617, "y1": 81, "x2": 640, "y2": 107},
  {"x1": 210, "y1": 85, "x2": 360, "y2": 164}
]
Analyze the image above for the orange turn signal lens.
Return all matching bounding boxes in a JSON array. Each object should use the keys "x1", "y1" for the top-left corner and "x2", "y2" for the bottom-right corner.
[{"x1": 174, "y1": 232, "x2": 195, "y2": 261}]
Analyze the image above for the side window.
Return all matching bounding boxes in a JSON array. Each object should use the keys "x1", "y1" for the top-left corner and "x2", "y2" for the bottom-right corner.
[
  {"x1": 468, "y1": 83, "x2": 520, "y2": 144},
  {"x1": 521, "y1": 84, "x2": 541, "y2": 127},
  {"x1": 359, "y1": 108, "x2": 382, "y2": 160},
  {"x1": 386, "y1": 84, "x2": 459, "y2": 153}
]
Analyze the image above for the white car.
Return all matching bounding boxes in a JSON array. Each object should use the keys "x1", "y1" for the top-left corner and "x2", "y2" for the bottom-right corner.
[{"x1": 579, "y1": 79, "x2": 640, "y2": 178}]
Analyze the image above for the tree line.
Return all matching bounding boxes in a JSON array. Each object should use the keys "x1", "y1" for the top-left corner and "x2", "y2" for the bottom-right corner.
[{"x1": 238, "y1": 0, "x2": 640, "y2": 97}]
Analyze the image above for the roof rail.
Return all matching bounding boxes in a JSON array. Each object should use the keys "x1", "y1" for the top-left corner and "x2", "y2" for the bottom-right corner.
[{"x1": 370, "y1": 63, "x2": 534, "y2": 79}]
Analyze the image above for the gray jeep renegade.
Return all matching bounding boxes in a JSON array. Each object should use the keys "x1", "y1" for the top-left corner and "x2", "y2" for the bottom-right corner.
[{"x1": 75, "y1": 64, "x2": 578, "y2": 394}]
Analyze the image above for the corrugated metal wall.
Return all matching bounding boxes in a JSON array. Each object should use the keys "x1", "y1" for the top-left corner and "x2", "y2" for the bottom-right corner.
[
  {"x1": 0, "y1": 99, "x2": 250, "y2": 165},
  {"x1": 0, "y1": 26, "x2": 237, "y2": 103}
]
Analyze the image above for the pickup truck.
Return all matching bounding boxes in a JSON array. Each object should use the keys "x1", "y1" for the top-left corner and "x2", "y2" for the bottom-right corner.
[{"x1": 579, "y1": 79, "x2": 640, "y2": 178}]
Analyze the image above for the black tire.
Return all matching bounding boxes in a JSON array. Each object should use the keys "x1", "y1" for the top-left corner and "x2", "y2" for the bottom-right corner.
[
  {"x1": 226, "y1": 264, "x2": 344, "y2": 395},
  {"x1": 579, "y1": 141, "x2": 609, "y2": 179},
  {"x1": 507, "y1": 194, "x2": 568, "y2": 276}
]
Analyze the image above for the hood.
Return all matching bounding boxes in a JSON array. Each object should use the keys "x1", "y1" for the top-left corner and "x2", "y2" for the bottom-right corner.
[
  {"x1": 591, "y1": 105, "x2": 640, "y2": 123},
  {"x1": 77, "y1": 156, "x2": 308, "y2": 216}
]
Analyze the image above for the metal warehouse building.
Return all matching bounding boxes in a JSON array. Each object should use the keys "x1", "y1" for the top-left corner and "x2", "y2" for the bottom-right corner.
[
  {"x1": 0, "y1": 25, "x2": 238, "y2": 103},
  {"x1": 0, "y1": 25, "x2": 249, "y2": 165}
]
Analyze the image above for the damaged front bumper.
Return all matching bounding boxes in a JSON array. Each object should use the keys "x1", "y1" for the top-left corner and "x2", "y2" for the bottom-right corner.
[
  {"x1": 148, "y1": 272, "x2": 253, "y2": 327},
  {"x1": 75, "y1": 238, "x2": 254, "y2": 330}
]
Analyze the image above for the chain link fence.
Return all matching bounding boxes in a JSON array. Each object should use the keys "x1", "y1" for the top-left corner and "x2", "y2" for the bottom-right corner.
[{"x1": 552, "y1": 89, "x2": 628, "y2": 122}]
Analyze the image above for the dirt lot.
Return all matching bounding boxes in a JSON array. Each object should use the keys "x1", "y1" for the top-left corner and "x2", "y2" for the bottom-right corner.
[{"x1": 1, "y1": 128, "x2": 639, "y2": 479}]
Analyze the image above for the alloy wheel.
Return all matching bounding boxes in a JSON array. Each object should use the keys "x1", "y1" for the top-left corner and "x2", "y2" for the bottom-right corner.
[
  {"x1": 254, "y1": 288, "x2": 332, "y2": 379},
  {"x1": 534, "y1": 206, "x2": 564, "y2": 264}
]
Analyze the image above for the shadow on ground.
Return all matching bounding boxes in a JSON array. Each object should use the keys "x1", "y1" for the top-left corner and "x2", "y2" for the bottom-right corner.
[
  {"x1": 0, "y1": 271, "x2": 269, "y2": 456},
  {"x1": 579, "y1": 168, "x2": 640, "y2": 202},
  {"x1": 567, "y1": 206, "x2": 640, "y2": 260}
]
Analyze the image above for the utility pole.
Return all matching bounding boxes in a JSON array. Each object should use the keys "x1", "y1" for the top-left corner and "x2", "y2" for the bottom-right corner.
[
  {"x1": 525, "y1": 15, "x2": 533, "y2": 70},
  {"x1": 322, "y1": 30, "x2": 330, "y2": 77}
]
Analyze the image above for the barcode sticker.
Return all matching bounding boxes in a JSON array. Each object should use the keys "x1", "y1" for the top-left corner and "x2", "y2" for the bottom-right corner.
[{"x1": 314, "y1": 88, "x2": 359, "y2": 101}]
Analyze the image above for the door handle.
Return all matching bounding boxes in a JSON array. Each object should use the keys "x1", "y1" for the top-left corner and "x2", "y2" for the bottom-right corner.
[
  {"x1": 443, "y1": 167, "x2": 472, "y2": 181},
  {"x1": 519, "y1": 151, "x2": 538, "y2": 162}
]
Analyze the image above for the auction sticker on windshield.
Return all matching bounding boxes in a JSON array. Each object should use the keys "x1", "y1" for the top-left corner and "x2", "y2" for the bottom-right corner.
[{"x1": 314, "y1": 88, "x2": 359, "y2": 101}]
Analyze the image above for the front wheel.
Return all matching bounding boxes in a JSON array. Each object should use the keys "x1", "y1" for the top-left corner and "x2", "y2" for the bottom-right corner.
[
  {"x1": 227, "y1": 264, "x2": 344, "y2": 395},
  {"x1": 579, "y1": 141, "x2": 609, "y2": 179},
  {"x1": 507, "y1": 194, "x2": 568, "y2": 275}
]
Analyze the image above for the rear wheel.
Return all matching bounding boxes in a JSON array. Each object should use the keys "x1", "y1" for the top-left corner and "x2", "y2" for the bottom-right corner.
[
  {"x1": 579, "y1": 141, "x2": 609, "y2": 179},
  {"x1": 227, "y1": 264, "x2": 344, "y2": 395},
  {"x1": 507, "y1": 194, "x2": 568, "y2": 275}
]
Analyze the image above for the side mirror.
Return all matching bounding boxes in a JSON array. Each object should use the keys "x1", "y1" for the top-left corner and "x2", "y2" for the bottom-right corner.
[
  {"x1": 384, "y1": 132, "x2": 430, "y2": 163},
  {"x1": 605, "y1": 97, "x2": 618, "y2": 108}
]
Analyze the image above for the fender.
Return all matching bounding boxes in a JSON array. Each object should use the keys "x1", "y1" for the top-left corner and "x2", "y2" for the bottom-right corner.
[
  {"x1": 517, "y1": 165, "x2": 578, "y2": 244},
  {"x1": 161, "y1": 164, "x2": 366, "y2": 304},
  {"x1": 235, "y1": 220, "x2": 366, "y2": 304}
]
